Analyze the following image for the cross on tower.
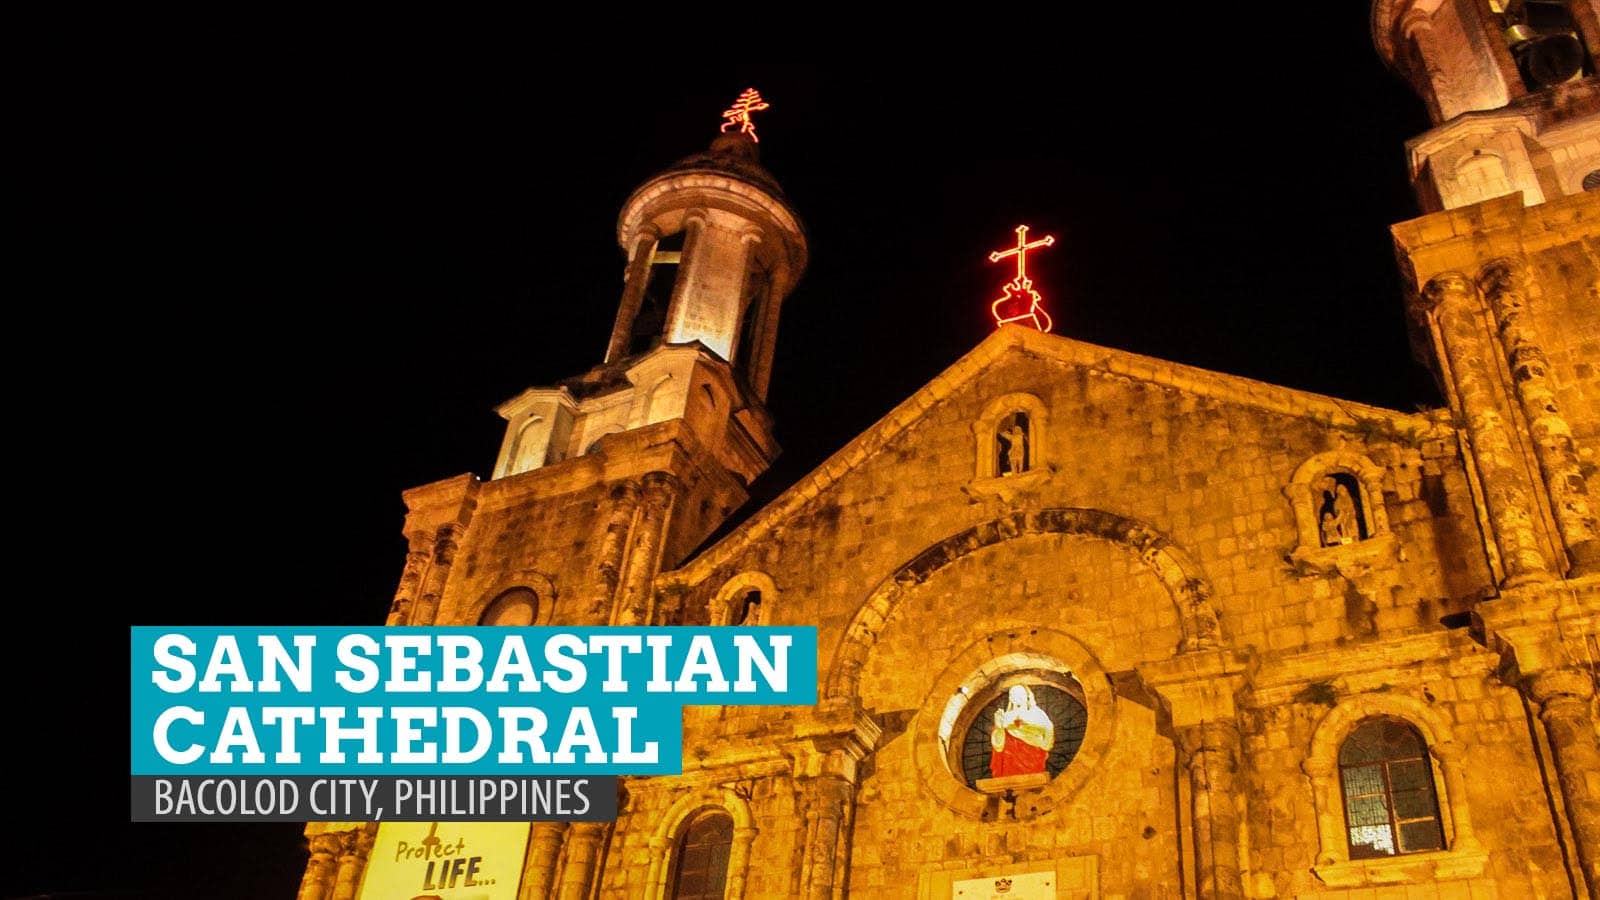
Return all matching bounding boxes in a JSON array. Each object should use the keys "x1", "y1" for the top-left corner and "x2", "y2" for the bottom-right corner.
[
  {"x1": 987, "y1": 224, "x2": 1057, "y2": 333},
  {"x1": 721, "y1": 88, "x2": 771, "y2": 142}
]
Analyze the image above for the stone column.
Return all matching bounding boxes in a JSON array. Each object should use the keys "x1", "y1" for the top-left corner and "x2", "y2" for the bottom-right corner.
[
  {"x1": 297, "y1": 833, "x2": 341, "y2": 900},
  {"x1": 1423, "y1": 271, "x2": 1552, "y2": 586},
  {"x1": 726, "y1": 823, "x2": 758, "y2": 899},
  {"x1": 1179, "y1": 721, "x2": 1245, "y2": 900},
  {"x1": 800, "y1": 775, "x2": 854, "y2": 899},
  {"x1": 606, "y1": 227, "x2": 663, "y2": 362},
  {"x1": 594, "y1": 480, "x2": 642, "y2": 617},
  {"x1": 728, "y1": 230, "x2": 763, "y2": 364},
  {"x1": 518, "y1": 822, "x2": 568, "y2": 900},
  {"x1": 1525, "y1": 668, "x2": 1600, "y2": 894},
  {"x1": 555, "y1": 822, "x2": 608, "y2": 900},
  {"x1": 613, "y1": 472, "x2": 679, "y2": 626},
  {"x1": 664, "y1": 213, "x2": 706, "y2": 341},
  {"x1": 410, "y1": 525, "x2": 462, "y2": 626},
  {"x1": 385, "y1": 532, "x2": 431, "y2": 625},
  {"x1": 1480, "y1": 259, "x2": 1600, "y2": 576},
  {"x1": 330, "y1": 828, "x2": 373, "y2": 900}
]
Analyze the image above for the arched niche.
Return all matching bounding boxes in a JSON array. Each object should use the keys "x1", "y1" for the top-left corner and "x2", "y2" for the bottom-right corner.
[
  {"x1": 1284, "y1": 450, "x2": 1393, "y2": 557},
  {"x1": 971, "y1": 392, "x2": 1050, "y2": 482},
  {"x1": 710, "y1": 571, "x2": 777, "y2": 626}
]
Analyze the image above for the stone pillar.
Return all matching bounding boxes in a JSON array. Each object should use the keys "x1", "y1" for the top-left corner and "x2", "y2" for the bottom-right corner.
[
  {"x1": 726, "y1": 823, "x2": 758, "y2": 899},
  {"x1": 1423, "y1": 271, "x2": 1552, "y2": 586},
  {"x1": 1525, "y1": 668, "x2": 1600, "y2": 894},
  {"x1": 518, "y1": 822, "x2": 568, "y2": 900},
  {"x1": 297, "y1": 833, "x2": 341, "y2": 900},
  {"x1": 613, "y1": 472, "x2": 679, "y2": 626},
  {"x1": 800, "y1": 775, "x2": 854, "y2": 899},
  {"x1": 410, "y1": 525, "x2": 462, "y2": 626},
  {"x1": 728, "y1": 230, "x2": 763, "y2": 364},
  {"x1": 606, "y1": 227, "x2": 663, "y2": 362},
  {"x1": 1179, "y1": 721, "x2": 1245, "y2": 900},
  {"x1": 385, "y1": 532, "x2": 431, "y2": 625},
  {"x1": 1480, "y1": 259, "x2": 1600, "y2": 576},
  {"x1": 555, "y1": 822, "x2": 608, "y2": 900},
  {"x1": 663, "y1": 213, "x2": 706, "y2": 340},
  {"x1": 594, "y1": 480, "x2": 642, "y2": 616},
  {"x1": 330, "y1": 828, "x2": 373, "y2": 900}
]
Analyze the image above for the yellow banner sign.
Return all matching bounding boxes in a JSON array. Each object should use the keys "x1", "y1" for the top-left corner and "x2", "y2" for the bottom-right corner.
[{"x1": 357, "y1": 821, "x2": 529, "y2": 900}]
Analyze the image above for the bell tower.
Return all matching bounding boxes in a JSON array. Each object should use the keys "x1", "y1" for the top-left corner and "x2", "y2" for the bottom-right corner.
[
  {"x1": 492, "y1": 121, "x2": 806, "y2": 486},
  {"x1": 384, "y1": 97, "x2": 807, "y2": 637},
  {"x1": 1374, "y1": 0, "x2": 1600, "y2": 211}
]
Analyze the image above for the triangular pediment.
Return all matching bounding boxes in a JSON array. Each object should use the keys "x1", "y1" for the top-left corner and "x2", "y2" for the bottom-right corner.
[{"x1": 669, "y1": 325, "x2": 1447, "y2": 582}]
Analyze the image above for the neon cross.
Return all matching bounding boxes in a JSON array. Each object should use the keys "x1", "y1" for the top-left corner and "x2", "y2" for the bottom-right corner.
[
  {"x1": 987, "y1": 224, "x2": 1057, "y2": 333},
  {"x1": 988, "y1": 225, "x2": 1055, "y2": 284},
  {"x1": 720, "y1": 88, "x2": 771, "y2": 142}
]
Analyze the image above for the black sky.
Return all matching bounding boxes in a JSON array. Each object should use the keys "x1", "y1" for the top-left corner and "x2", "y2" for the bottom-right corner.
[{"x1": 20, "y1": 11, "x2": 1438, "y2": 899}]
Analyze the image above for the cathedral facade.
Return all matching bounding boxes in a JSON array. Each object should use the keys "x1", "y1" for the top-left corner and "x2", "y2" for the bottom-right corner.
[{"x1": 296, "y1": 4, "x2": 1600, "y2": 898}]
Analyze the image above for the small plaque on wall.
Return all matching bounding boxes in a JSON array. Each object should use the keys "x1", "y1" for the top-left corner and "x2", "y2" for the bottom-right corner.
[{"x1": 952, "y1": 869, "x2": 1055, "y2": 899}]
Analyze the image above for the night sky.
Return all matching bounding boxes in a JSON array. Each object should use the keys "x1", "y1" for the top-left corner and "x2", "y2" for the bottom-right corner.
[{"x1": 22, "y1": 11, "x2": 1440, "y2": 899}]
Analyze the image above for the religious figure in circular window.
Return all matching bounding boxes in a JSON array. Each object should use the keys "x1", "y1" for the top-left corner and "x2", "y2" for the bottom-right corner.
[
  {"x1": 953, "y1": 677, "x2": 1088, "y2": 789},
  {"x1": 989, "y1": 685, "x2": 1054, "y2": 776}
]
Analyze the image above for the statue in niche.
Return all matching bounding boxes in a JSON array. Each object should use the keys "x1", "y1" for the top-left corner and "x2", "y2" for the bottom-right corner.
[
  {"x1": 1318, "y1": 475, "x2": 1362, "y2": 546},
  {"x1": 733, "y1": 590, "x2": 761, "y2": 626},
  {"x1": 997, "y1": 413, "x2": 1030, "y2": 476},
  {"x1": 989, "y1": 685, "x2": 1054, "y2": 777}
]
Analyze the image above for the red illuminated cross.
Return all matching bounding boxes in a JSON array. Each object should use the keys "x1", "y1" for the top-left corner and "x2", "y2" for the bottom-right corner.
[
  {"x1": 988, "y1": 225, "x2": 1055, "y2": 283},
  {"x1": 987, "y1": 224, "x2": 1057, "y2": 333}
]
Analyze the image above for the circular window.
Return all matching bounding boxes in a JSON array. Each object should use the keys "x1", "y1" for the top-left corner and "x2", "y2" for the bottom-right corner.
[{"x1": 946, "y1": 672, "x2": 1088, "y2": 789}]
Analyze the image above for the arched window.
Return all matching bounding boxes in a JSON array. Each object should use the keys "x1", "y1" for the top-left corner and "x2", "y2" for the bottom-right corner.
[
  {"x1": 480, "y1": 587, "x2": 538, "y2": 626},
  {"x1": 668, "y1": 810, "x2": 733, "y2": 900},
  {"x1": 1339, "y1": 719, "x2": 1445, "y2": 859}
]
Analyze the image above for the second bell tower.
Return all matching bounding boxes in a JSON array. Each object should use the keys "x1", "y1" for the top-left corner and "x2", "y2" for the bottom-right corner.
[{"x1": 386, "y1": 101, "x2": 807, "y2": 634}]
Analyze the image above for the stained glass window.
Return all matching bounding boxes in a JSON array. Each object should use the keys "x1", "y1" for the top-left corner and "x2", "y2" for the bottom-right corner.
[
  {"x1": 670, "y1": 810, "x2": 733, "y2": 900},
  {"x1": 960, "y1": 682, "x2": 1087, "y2": 787},
  {"x1": 1338, "y1": 719, "x2": 1445, "y2": 859}
]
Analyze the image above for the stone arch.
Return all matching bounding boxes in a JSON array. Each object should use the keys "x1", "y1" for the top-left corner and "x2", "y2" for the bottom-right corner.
[
  {"x1": 643, "y1": 786, "x2": 756, "y2": 899},
  {"x1": 1302, "y1": 693, "x2": 1485, "y2": 884},
  {"x1": 461, "y1": 571, "x2": 556, "y2": 626},
  {"x1": 972, "y1": 392, "x2": 1050, "y2": 480},
  {"x1": 1284, "y1": 449, "x2": 1392, "y2": 553},
  {"x1": 826, "y1": 508, "x2": 1222, "y2": 700},
  {"x1": 710, "y1": 570, "x2": 777, "y2": 626}
]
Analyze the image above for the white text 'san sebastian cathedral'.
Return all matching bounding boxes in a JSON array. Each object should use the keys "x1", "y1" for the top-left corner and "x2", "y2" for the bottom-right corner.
[{"x1": 297, "y1": 5, "x2": 1600, "y2": 898}]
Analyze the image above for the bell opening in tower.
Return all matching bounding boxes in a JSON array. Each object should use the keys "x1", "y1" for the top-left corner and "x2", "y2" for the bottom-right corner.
[
  {"x1": 630, "y1": 230, "x2": 686, "y2": 356},
  {"x1": 1493, "y1": 0, "x2": 1594, "y2": 90},
  {"x1": 735, "y1": 258, "x2": 772, "y2": 383}
]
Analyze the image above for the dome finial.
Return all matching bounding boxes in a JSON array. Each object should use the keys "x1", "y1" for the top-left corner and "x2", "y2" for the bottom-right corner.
[{"x1": 720, "y1": 87, "x2": 770, "y2": 143}]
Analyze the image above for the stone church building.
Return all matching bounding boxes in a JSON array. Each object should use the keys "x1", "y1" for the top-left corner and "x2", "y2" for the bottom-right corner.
[{"x1": 297, "y1": 3, "x2": 1600, "y2": 897}]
